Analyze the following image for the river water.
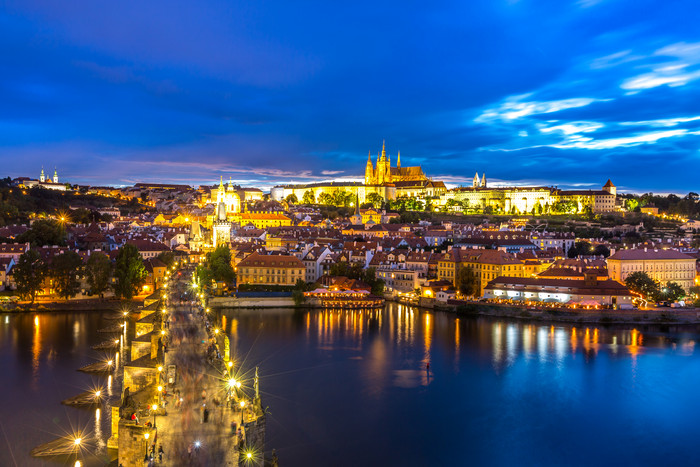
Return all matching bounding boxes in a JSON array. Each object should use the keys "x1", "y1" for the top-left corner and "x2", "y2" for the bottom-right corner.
[{"x1": 2, "y1": 304, "x2": 700, "y2": 466}]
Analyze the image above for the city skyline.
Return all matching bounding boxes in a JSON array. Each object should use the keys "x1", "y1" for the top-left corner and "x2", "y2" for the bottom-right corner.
[{"x1": 2, "y1": 1, "x2": 700, "y2": 192}]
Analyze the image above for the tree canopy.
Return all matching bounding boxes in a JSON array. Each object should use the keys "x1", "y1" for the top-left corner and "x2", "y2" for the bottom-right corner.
[
  {"x1": 86, "y1": 251, "x2": 112, "y2": 298},
  {"x1": 51, "y1": 251, "x2": 83, "y2": 300},
  {"x1": 625, "y1": 271, "x2": 660, "y2": 301},
  {"x1": 14, "y1": 250, "x2": 46, "y2": 303},
  {"x1": 456, "y1": 266, "x2": 478, "y2": 297},
  {"x1": 16, "y1": 219, "x2": 66, "y2": 246},
  {"x1": 113, "y1": 244, "x2": 146, "y2": 299},
  {"x1": 302, "y1": 190, "x2": 316, "y2": 204}
]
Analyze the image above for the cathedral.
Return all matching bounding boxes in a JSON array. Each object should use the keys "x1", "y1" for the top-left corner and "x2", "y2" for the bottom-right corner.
[{"x1": 364, "y1": 141, "x2": 428, "y2": 185}]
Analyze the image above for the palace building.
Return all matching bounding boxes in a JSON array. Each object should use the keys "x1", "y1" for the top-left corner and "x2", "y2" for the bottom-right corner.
[{"x1": 439, "y1": 178, "x2": 617, "y2": 214}]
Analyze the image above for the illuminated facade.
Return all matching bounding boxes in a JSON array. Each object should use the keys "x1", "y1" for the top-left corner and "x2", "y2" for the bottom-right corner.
[
  {"x1": 440, "y1": 180, "x2": 617, "y2": 214},
  {"x1": 607, "y1": 248, "x2": 696, "y2": 292},
  {"x1": 273, "y1": 141, "x2": 445, "y2": 203}
]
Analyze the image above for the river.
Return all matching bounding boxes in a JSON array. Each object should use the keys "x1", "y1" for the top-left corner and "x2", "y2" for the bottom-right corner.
[{"x1": 2, "y1": 304, "x2": 700, "y2": 466}]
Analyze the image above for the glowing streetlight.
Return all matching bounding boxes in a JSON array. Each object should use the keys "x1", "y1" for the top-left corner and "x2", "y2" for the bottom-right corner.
[
  {"x1": 228, "y1": 378, "x2": 236, "y2": 388},
  {"x1": 144, "y1": 432, "x2": 150, "y2": 458},
  {"x1": 239, "y1": 400, "x2": 246, "y2": 408},
  {"x1": 157, "y1": 366, "x2": 163, "y2": 372},
  {"x1": 107, "y1": 360, "x2": 113, "y2": 367},
  {"x1": 95, "y1": 390, "x2": 101, "y2": 398},
  {"x1": 74, "y1": 437, "x2": 82, "y2": 446},
  {"x1": 214, "y1": 328, "x2": 220, "y2": 335}
]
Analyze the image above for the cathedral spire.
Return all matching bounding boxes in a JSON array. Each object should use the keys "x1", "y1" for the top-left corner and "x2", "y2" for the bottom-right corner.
[
  {"x1": 397, "y1": 151, "x2": 401, "y2": 168},
  {"x1": 381, "y1": 140, "x2": 386, "y2": 160}
]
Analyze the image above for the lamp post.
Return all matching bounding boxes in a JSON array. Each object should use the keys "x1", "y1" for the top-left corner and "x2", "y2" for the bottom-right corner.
[
  {"x1": 152, "y1": 404, "x2": 158, "y2": 429},
  {"x1": 144, "y1": 432, "x2": 150, "y2": 458}
]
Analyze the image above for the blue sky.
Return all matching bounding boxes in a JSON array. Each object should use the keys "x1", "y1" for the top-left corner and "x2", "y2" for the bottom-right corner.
[{"x1": 1, "y1": 0, "x2": 699, "y2": 193}]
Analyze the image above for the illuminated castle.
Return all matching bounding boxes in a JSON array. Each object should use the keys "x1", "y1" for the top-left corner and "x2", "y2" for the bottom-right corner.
[{"x1": 364, "y1": 141, "x2": 428, "y2": 185}]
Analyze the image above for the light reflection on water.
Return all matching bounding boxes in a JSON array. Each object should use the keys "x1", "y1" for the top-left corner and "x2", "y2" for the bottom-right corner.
[{"x1": 220, "y1": 303, "x2": 700, "y2": 467}]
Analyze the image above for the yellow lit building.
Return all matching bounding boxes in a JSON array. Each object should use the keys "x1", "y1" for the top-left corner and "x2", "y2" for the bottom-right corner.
[
  {"x1": 607, "y1": 248, "x2": 696, "y2": 292},
  {"x1": 237, "y1": 253, "x2": 305, "y2": 286},
  {"x1": 440, "y1": 179, "x2": 617, "y2": 214},
  {"x1": 437, "y1": 248, "x2": 524, "y2": 296},
  {"x1": 236, "y1": 212, "x2": 292, "y2": 229}
]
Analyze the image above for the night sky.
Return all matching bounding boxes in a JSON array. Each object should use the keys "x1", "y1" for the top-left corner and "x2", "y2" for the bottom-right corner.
[{"x1": 2, "y1": 0, "x2": 699, "y2": 193}]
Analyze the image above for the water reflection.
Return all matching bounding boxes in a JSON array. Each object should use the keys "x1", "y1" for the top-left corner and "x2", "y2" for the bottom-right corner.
[{"x1": 220, "y1": 303, "x2": 700, "y2": 381}]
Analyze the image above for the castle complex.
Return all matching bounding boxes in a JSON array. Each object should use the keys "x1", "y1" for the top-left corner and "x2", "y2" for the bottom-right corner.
[
  {"x1": 273, "y1": 141, "x2": 617, "y2": 214},
  {"x1": 273, "y1": 142, "x2": 446, "y2": 203}
]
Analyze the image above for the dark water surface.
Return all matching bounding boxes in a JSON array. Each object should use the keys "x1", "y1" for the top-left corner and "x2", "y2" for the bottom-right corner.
[{"x1": 3, "y1": 304, "x2": 700, "y2": 466}]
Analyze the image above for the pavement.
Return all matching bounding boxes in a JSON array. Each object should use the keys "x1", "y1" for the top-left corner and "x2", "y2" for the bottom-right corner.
[{"x1": 146, "y1": 274, "x2": 245, "y2": 466}]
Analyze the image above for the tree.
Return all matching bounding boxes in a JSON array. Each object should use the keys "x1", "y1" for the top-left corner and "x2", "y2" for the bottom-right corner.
[
  {"x1": 318, "y1": 192, "x2": 333, "y2": 205},
  {"x1": 14, "y1": 250, "x2": 46, "y2": 303},
  {"x1": 86, "y1": 252, "x2": 112, "y2": 298},
  {"x1": 625, "y1": 271, "x2": 661, "y2": 302},
  {"x1": 113, "y1": 244, "x2": 146, "y2": 299},
  {"x1": 292, "y1": 278, "x2": 311, "y2": 306},
  {"x1": 302, "y1": 190, "x2": 316, "y2": 205},
  {"x1": 208, "y1": 245, "x2": 236, "y2": 283},
  {"x1": 16, "y1": 219, "x2": 66, "y2": 246},
  {"x1": 194, "y1": 264, "x2": 214, "y2": 292},
  {"x1": 662, "y1": 282, "x2": 685, "y2": 302},
  {"x1": 593, "y1": 244, "x2": 610, "y2": 258},
  {"x1": 362, "y1": 267, "x2": 385, "y2": 296},
  {"x1": 625, "y1": 198, "x2": 639, "y2": 212},
  {"x1": 285, "y1": 193, "x2": 298, "y2": 204},
  {"x1": 689, "y1": 286, "x2": 700, "y2": 306},
  {"x1": 156, "y1": 251, "x2": 175, "y2": 268},
  {"x1": 366, "y1": 192, "x2": 384, "y2": 209},
  {"x1": 51, "y1": 251, "x2": 83, "y2": 300},
  {"x1": 456, "y1": 266, "x2": 478, "y2": 297}
]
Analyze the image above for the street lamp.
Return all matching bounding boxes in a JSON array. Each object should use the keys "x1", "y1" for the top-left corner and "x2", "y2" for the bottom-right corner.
[
  {"x1": 144, "y1": 432, "x2": 150, "y2": 458},
  {"x1": 152, "y1": 404, "x2": 158, "y2": 429}
]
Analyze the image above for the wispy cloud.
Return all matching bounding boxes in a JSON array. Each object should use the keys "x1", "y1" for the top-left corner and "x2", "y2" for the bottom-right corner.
[
  {"x1": 552, "y1": 129, "x2": 687, "y2": 149},
  {"x1": 621, "y1": 42, "x2": 700, "y2": 91},
  {"x1": 474, "y1": 95, "x2": 606, "y2": 123},
  {"x1": 538, "y1": 121, "x2": 604, "y2": 135},
  {"x1": 620, "y1": 115, "x2": 700, "y2": 127}
]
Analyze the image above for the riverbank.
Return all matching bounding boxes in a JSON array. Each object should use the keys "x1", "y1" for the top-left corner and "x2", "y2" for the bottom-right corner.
[
  {"x1": 2, "y1": 298, "x2": 143, "y2": 313},
  {"x1": 426, "y1": 298, "x2": 700, "y2": 326},
  {"x1": 211, "y1": 294, "x2": 700, "y2": 326}
]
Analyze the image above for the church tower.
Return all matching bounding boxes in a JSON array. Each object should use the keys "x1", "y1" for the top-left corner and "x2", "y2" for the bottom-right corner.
[
  {"x1": 481, "y1": 173, "x2": 486, "y2": 188},
  {"x1": 397, "y1": 151, "x2": 401, "y2": 168},
  {"x1": 376, "y1": 141, "x2": 391, "y2": 184},
  {"x1": 40, "y1": 167, "x2": 45, "y2": 183},
  {"x1": 53, "y1": 168, "x2": 58, "y2": 184},
  {"x1": 473, "y1": 172, "x2": 480, "y2": 188},
  {"x1": 365, "y1": 151, "x2": 374, "y2": 185},
  {"x1": 216, "y1": 177, "x2": 225, "y2": 204}
]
